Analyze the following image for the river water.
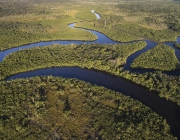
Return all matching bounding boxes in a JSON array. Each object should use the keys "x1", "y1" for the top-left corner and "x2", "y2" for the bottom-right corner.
[{"x1": 2, "y1": 11, "x2": 180, "y2": 139}]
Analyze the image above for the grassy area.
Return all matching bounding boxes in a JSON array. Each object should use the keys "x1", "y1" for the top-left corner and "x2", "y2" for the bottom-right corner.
[
  {"x1": 131, "y1": 44, "x2": 180, "y2": 71},
  {"x1": 0, "y1": 1, "x2": 101, "y2": 51},
  {"x1": 2, "y1": 1, "x2": 180, "y2": 51},
  {"x1": 76, "y1": 17, "x2": 179, "y2": 42},
  {"x1": 0, "y1": 76, "x2": 176, "y2": 139},
  {"x1": 76, "y1": 15, "x2": 142, "y2": 42},
  {"x1": 74, "y1": 10, "x2": 96, "y2": 21},
  {"x1": 0, "y1": 15, "x2": 98, "y2": 51},
  {"x1": 75, "y1": 1, "x2": 180, "y2": 42}
]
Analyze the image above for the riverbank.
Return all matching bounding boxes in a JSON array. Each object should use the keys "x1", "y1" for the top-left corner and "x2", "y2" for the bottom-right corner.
[
  {"x1": 1, "y1": 1, "x2": 180, "y2": 139},
  {"x1": 1, "y1": 76, "x2": 177, "y2": 139},
  {"x1": 1, "y1": 41, "x2": 180, "y2": 107}
]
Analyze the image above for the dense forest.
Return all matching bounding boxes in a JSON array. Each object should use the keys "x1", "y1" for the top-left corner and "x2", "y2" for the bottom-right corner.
[
  {"x1": 174, "y1": 43, "x2": 180, "y2": 49},
  {"x1": 1, "y1": 0, "x2": 180, "y2": 139},
  {"x1": 1, "y1": 43, "x2": 180, "y2": 106},
  {"x1": 0, "y1": 76, "x2": 176, "y2": 139},
  {"x1": 0, "y1": 42, "x2": 146, "y2": 80},
  {"x1": 131, "y1": 44, "x2": 180, "y2": 71},
  {"x1": 119, "y1": 71, "x2": 180, "y2": 105},
  {"x1": 0, "y1": 1, "x2": 34, "y2": 17}
]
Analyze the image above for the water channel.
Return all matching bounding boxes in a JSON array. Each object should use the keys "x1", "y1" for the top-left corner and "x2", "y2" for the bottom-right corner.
[{"x1": 2, "y1": 11, "x2": 180, "y2": 139}]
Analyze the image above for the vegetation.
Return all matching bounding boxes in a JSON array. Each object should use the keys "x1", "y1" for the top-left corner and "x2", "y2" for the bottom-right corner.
[
  {"x1": 0, "y1": 1, "x2": 100, "y2": 51},
  {"x1": 0, "y1": 76, "x2": 176, "y2": 139},
  {"x1": 2, "y1": 0, "x2": 180, "y2": 51},
  {"x1": 76, "y1": 16, "x2": 142, "y2": 42},
  {"x1": 116, "y1": 2, "x2": 180, "y2": 31},
  {"x1": 0, "y1": 41, "x2": 146, "y2": 80},
  {"x1": 174, "y1": 43, "x2": 180, "y2": 49},
  {"x1": 114, "y1": 23, "x2": 179, "y2": 42},
  {"x1": 131, "y1": 44, "x2": 180, "y2": 71},
  {"x1": 1, "y1": 0, "x2": 180, "y2": 139},
  {"x1": 0, "y1": 1, "x2": 36, "y2": 17},
  {"x1": 76, "y1": 1, "x2": 180, "y2": 42},
  {"x1": 74, "y1": 9, "x2": 96, "y2": 21},
  {"x1": 76, "y1": 18, "x2": 179, "y2": 42},
  {"x1": 119, "y1": 71, "x2": 180, "y2": 105},
  {"x1": 1, "y1": 42, "x2": 180, "y2": 106},
  {"x1": 0, "y1": 16, "x2": 97, "y2": 51}
]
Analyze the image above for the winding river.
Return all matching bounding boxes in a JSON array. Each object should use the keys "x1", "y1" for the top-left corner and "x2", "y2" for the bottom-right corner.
[{"x1": 2, "y1": 11, "x2": 180, "y2": 139}]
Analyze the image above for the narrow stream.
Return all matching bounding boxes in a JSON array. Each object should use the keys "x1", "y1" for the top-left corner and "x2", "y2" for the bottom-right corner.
[
  {"x1": 2, "y1": 11, "x2": 180, "y2": 139},
  {"x1": 1, "y1": 20, "x2": 180, "y2": 75}
]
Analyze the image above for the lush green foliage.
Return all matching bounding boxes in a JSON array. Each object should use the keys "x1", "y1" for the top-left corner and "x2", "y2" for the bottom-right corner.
[
  {"x1": 0, "y1": 1, "x2": 102, "y2": 50},
  {"x1": 1, "y1": 1, "x2": 180, "y2": 139},
  {"x1": 1, "y1": 42, "x2": 180, "y2": 105},
  {"x1": 0, "y1": 1, "x2": 35, "y2": 17},
  {"x1": 174, "y1": 43, "x2": 180, "y2": 49},
  {"x1": 0, "y1": 16, "x2": 97, "y2": 51},
  {"x1": 0, "y1": 42, "x2": 146, "y2": 80},
  {"x1": 76, "y1": 1, "x2": 180, "y2": 42},
  {"x1": 76, "y1": 19, "x2": 179, "y2": 42},
  {"x1": 2, "y1": 0, "x2": 180, "y2": 51},
  {"x1": 116, "y1": 2, "x2": 180, "y2": 31},
  {"x1": 114, "y1": 23, "x2": 179, "y2": 42},
  {"x1": 76, "y1": 15, "x2": 142, "y2": 42},
  {"x1": 119, "y1": 71, "x2": 180, "y2": 105},
  {"x1": 0, "y1": 76, "x2": 176, "y2": 139},
  {"x1": 117, "y1": 2, "x2": 180, "y2": 16},
  {"x1": 131, "y1": 44, "x2": 180, "y2": 71}
]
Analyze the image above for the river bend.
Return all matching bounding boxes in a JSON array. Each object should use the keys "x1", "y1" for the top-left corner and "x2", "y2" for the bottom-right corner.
[{"x1": 2, "y1": 11, "x2": 180, "y2": 139}]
